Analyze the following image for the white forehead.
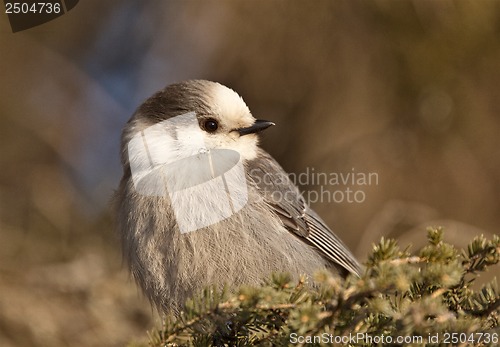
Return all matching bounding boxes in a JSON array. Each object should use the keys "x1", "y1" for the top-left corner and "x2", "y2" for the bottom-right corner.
[{"x1": 208, "y1": 83, "x2": 253, "y2": 124}]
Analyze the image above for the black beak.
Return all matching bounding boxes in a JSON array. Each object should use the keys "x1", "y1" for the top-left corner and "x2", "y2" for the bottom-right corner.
[{"x1": 237, "y1": 120, "x2": 275, "y2": 136}]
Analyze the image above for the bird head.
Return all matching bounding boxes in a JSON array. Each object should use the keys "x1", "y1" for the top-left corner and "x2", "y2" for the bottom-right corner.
[{"x1": 121, "y1": 80, "x2": 274, "y2": 169}]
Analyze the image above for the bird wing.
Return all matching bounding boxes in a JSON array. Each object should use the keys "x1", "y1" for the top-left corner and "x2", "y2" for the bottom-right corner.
[{"x1": 247, "y1": 149, "x2": 362, "y2": 277}]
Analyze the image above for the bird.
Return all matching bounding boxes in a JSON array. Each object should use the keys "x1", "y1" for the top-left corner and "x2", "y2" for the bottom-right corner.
[{"x1": 115, "y1": 80, "x2": 361, "y2": 314}]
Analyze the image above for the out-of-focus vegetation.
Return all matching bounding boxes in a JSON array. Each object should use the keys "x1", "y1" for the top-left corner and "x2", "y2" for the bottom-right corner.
[{"x1": 1, "y1": 1, "x2": 499, "y2": 346}]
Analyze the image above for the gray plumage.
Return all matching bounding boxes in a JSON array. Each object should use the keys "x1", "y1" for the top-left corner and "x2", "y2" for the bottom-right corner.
[{"x1": 115, "y1": 80, "x2": 361, "y2": 313}]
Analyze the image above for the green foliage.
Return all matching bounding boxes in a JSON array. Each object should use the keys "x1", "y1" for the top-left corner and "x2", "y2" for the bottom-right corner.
[{"x1": 140, "y1": 228, "x2": 499, "y2": 346}]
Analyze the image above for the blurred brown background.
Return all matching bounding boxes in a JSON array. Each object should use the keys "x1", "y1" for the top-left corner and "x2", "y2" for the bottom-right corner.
[{"x1": 1, "y1": 1, "x2": 499, "y2": 346}]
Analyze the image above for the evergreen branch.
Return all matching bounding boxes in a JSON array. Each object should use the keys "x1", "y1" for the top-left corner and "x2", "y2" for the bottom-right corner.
[{"x1": 137, "y1": 228, "x2": 499, "y2": 347}]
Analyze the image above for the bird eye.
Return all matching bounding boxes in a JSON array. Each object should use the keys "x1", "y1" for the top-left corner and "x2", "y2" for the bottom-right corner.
[{"x1": 203, "y1": 118, "x2": 219, "y2": 133}]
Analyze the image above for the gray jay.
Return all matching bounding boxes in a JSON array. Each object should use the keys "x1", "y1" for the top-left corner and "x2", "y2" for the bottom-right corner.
[{"x1": 115, "y1": 80, "x2": 361, "y2": 313}]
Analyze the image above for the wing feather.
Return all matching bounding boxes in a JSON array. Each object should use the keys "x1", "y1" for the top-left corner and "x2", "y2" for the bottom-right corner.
[{"x1": 247, "y1": 149, "x2": 362, "y2": 276}]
